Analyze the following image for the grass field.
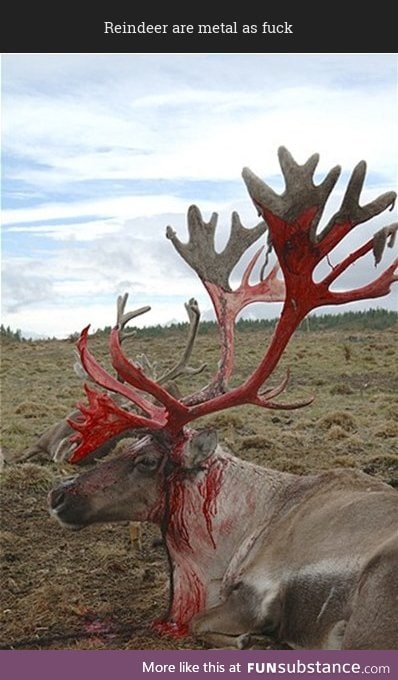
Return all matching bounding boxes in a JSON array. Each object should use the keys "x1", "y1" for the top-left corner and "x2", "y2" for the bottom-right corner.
[{"x1": 1, "y1": 323, "x2": 398, "y2": 649}]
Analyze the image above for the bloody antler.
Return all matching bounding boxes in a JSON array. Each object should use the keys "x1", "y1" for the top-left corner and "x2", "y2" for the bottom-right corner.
[
  {"x1": 69, "y1": 294, "x2": 211, "y2": 461},
  {"x1": 167, "y1": 208, "x2": 285, "y2": 398},
  {"x1": 242, "y1": 148, "x2": 397, "y2": 313},
  {"x1": 69, "y1": 147, "x2": 397, "y2": 463}
]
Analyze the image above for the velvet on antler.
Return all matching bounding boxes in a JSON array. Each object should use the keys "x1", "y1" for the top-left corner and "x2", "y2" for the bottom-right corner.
[{"x1": 166, "y1": 209, "x2": 285, "y2": 400}]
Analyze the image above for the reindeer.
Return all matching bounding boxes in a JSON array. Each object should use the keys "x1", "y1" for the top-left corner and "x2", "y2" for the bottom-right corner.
[{"x1": 49, "y1": 147, "x2": 398, "y2": 649}]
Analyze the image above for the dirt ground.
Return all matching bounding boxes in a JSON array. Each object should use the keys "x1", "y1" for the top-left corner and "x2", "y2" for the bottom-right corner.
[{"x1": 1, "y1": 326, "x2": 398, "y2": 649}]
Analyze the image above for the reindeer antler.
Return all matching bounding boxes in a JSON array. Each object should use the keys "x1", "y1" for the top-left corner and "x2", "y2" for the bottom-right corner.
[
  {"x1": 69, "y1": 296, "x2": 206, "y2": 462},
  {"x1": 69, "y1": 147, "x2": 397, "y2": 463},
  {"x1": 242, "y1": 147, "x2": 397, "y2": 312},
  {"x1": 158, "y1": 298, "x2": 207, "y2": 383},
  {"x1": 73, "y1": 294, "x2": 151, "y2": 382},
  {"x1": 166, "y1": 208, "x2": 267, "y2": 291},
  {"x1": 167, "y1": 209, "x2": 285, "y2": 399},
  {"x1": 113, "y1": 294, "x2": 206, "y2": 384}
]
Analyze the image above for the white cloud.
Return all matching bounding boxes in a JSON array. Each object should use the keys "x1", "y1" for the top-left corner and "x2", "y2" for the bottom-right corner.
[
  {"x1": 6, "y1": 219, "x2": 123, "y2": 241},
  {"x1": 3, "y1": 73, "x2": 396, "y2": 187},
  {"x1": 2, "y1": 195, "x2": 212, "y2": 226},
  {"x1": 2, "y1": 53, "x2": 397, "y2": 338}
]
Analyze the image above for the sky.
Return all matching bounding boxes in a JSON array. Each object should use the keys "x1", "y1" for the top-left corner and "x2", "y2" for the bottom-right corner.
[{"x1": 1, "y1": 53, "x2": 397, "y2": 339}]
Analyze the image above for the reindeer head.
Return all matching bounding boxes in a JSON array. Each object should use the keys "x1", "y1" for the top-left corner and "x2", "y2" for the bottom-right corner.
[{"x1": 49, "y1": 429, "x2": 220, "y2": 531}]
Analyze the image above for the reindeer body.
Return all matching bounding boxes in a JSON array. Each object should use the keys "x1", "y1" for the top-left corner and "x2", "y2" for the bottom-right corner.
[
  {"x1": 191, "y1": 462, "x2": 398, "y2": 649},
  {"x1": 50, "y1": 431, "x2": 398, "y2": 648}
]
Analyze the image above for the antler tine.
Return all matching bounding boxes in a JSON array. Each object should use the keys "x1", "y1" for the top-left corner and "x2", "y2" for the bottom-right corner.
[
  {"x1": 166, "y1": 206, "x2": 266, "y2": 292},
  {"x1": 130, "y1": 299, "x2": 206, "y2": 384},
  {"x1": 243, "y1": 146, "x2": 342, "y2": 229},
  {"x1": 135, "y1": 353, "x2": 157, "y2": 376},
  {"x1": 158, "y1": 298, "x2": 207, "y2": 384},
  {"x1": 72, "y1": 296, "x2": 153, "y2": 389},
  {"x1": 116, "y1": 292, "x2": 151, "y2": 343},
  {"x1": 113, "y1": 292, "x2": 151, "y2": 382},
  {"x1": 373, "y1": 224, "x2": 397, "y2": 266},
  {"x1": 72, "y1": 296, "x2": 151, "y2": 383},
  {"x1": 317, "y1": 163, "x2": 396, "y2": 250},
  {"x1": 333, "y1": 161, "x2": 395, "y2": 225}
]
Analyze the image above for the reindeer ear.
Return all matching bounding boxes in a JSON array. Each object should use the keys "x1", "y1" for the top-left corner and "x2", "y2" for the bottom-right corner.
[{"x1": 184, "y1": 429, "x2": 218, "y2": 468}]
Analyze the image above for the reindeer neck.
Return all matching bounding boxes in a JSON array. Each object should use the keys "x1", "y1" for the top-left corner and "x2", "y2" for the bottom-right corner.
[{"x1": 161, "y1": 447, "x2": 295, "y2": 629}]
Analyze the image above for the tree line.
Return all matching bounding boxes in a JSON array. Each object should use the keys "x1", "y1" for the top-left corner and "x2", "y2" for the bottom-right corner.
[
  {"x1": 1, "y1": 309, "x2": 397, "y2": 343},
  {"x1": 96, "y1": 308, "x2": 397, "y2": 338}
]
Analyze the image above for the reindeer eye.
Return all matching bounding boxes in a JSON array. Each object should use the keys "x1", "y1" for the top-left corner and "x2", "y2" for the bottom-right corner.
[
  {"x1": 136, "y1": 457, "x2": 158, "y2": 473},
  {"x1": 230, "y1": 581, "x2": 243, "y2": 593}
]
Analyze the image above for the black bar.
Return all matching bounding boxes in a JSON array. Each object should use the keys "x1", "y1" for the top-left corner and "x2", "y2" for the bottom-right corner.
[{"x1": 1, "y1": 5, "x2": 396, "y2": 53}]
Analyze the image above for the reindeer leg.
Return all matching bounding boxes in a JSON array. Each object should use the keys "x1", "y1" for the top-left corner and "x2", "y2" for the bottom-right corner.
[{"x1": 195, "y1": 631, "x2": 252, "y2": 649}]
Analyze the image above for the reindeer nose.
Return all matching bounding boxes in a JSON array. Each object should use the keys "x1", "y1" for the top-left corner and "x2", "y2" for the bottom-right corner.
[{"x1": 49, "y1": 478, "x2": 76, "y2": 510}]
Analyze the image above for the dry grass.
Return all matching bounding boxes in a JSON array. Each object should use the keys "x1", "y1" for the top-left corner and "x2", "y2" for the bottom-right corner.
[{"x1": 1, "y1": 325, "x2": 398, "y2": 649}]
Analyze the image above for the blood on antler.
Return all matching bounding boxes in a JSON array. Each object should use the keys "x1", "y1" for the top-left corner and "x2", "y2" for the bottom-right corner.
[
  {"x1": 69, "y1": 147, "x2": 397, "y2": 463},
  {"x1": 69, "y1": 295, "x2": 206, "y2": 461},
  {"x1": 166, "y1": 208, "x2": 285, "y2": 399}
]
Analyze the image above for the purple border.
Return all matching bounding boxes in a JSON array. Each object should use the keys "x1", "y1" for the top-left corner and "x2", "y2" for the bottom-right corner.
[{"x1": 1, "y1": 650, "x2": 397, "y2": 680}]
